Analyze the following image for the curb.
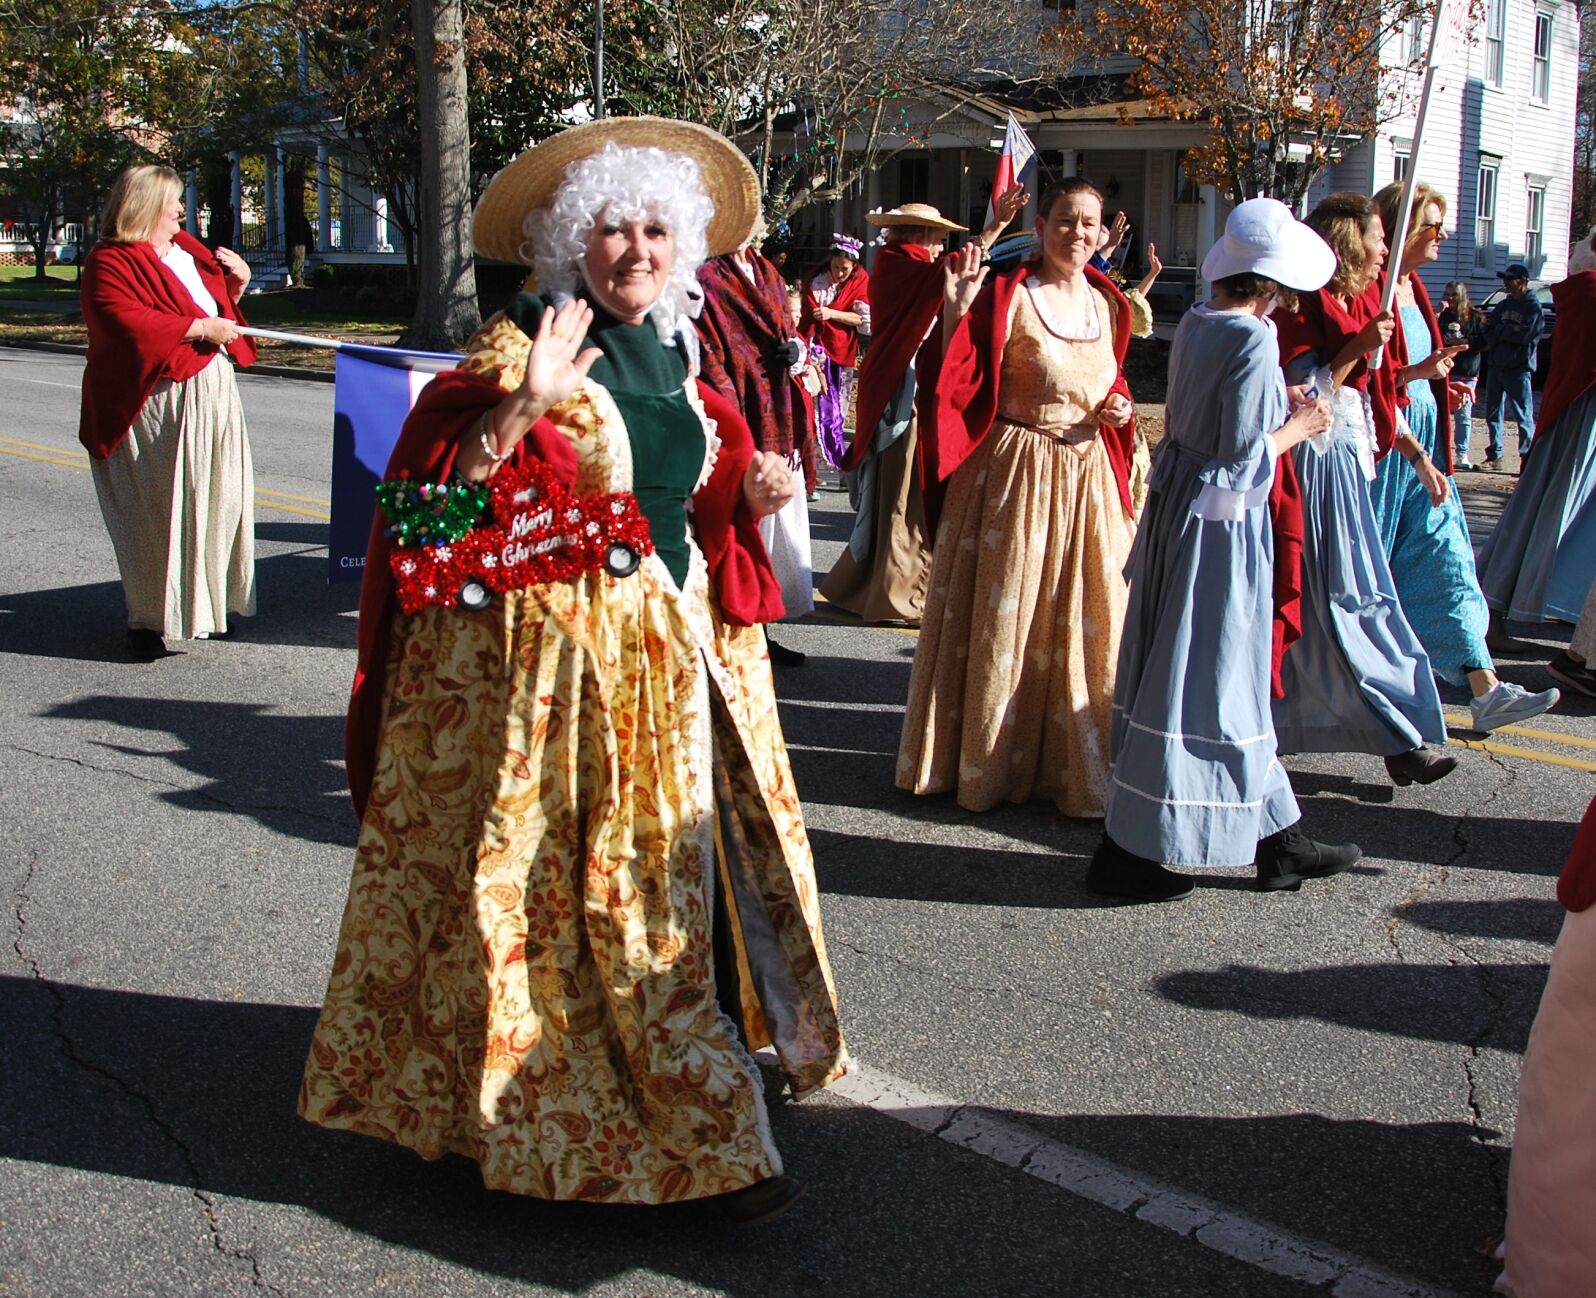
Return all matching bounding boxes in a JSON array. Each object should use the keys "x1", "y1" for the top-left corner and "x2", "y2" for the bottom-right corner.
[{"x1": 1, "y1": 338, "x2": 334, "y2": 383}]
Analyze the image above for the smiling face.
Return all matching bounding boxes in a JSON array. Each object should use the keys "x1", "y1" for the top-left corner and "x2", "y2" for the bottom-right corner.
[
  {"x1": 148, "y1": 182, "x2": 184, "y2": 250},
  {"x1": 582, "y1": 213, "x2": 675, "y2": 324},
  {"x1": 1035, "y1": 189, "x2": 1103, "y2": 275}
]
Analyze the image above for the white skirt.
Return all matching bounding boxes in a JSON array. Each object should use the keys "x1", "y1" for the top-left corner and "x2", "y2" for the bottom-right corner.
[
  {"x1": 758, "y1": 466, "x2": 814, "y2": 619},
  {"x1": 90, "y1": 356, "x2": 255, "y2": 639}
]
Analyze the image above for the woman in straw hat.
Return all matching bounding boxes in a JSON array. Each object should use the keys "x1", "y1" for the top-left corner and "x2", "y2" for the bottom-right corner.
[
  {"x1": 800, "y1": 231, "x2": 870, "y2": 468},
  {"x1": 821, "y1": 193, "x2": 1026, "y2": 624},
  {"x1": 898, "y1": 178, "x2": 1135, "y2": 817},
  {"x1": 1090, "y1": 198, "x2": 1358, "y2": 902},
  {"x1": 300, "y1": 117, "x2": 847, "y2": 1220}
]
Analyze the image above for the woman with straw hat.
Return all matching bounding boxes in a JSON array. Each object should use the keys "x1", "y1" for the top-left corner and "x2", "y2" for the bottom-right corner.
[
  {"x1": 300, "y1": 117, "x2": 847, "y2": 1220},
  {"x1": 821, "y1": 193, "x2": 1026, "y2": 624}
]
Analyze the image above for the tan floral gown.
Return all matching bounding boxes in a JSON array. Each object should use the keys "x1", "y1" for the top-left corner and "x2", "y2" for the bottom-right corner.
[
  {"x1": 300, "y1": 312, "x2": 848, "y2": 1205},
  {"x1": 897, "y1": 281, "x2": 1134, "y2": 816}
]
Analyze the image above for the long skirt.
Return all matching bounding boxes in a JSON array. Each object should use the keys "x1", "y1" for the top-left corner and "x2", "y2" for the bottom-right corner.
[
  {"x1": 897, "y1": 421, "x2": 1132, "y2": 817},
  {"x1": 815, "y1": 355, "x2": 854, "y2": 469},
  {"x1": 759, "y1": 455, "x2": 814, "y2": 617},
  {"x1": 1370, "y1": 397, "x2": 1492, "y2": 685},
  {"x1": 1477, "y1": 389, "x2": 1596, "y2": 624},
  {"x1": 1274, "y1": 426, "x2": 1446, "y2": 756},
  {"x1": 820, "y1": 414, "x2": 932, "y2": 624},
  {"x1": 1496, "y1": 903, "x2": 1596, "y2": 1298},
  {"x1": 300, "y1": 558, "x2": 847, "y2": 1204},
  {"x1": 1105, "y1": 446, "x2": 1298, "y2": 867},
  {"x1": 90, "y1": 358, "x2": 255, "y2": 639}
]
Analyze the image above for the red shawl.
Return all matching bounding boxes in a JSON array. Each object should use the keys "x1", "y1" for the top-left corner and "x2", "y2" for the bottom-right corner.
[
  {"x1": 923, "y1": 263, "x2": 1136, "y2": 531},
  {"x1": 78, "y1": 231, "x2": 257, "y2": 458},
  {"x1": 345, "y1": 369, "x2": 782, "y2": 817},
  {"x1": 1559, "y1": 792, "x2": 1596, "y2": 913},
  {"x1": 801, "y1": 266, "x2": 870, "y2": 367},
  {"x1": 846, "y1": 241, "x2": 947, "y2": 472},
  {"x1": 1268, "y1": 455, "x2": 1305, "y2": 700},
  {"x1": 695, "y1": 250, "x2": 807, "y2": 459},
  {"x1": 1535, "y1": 271, "x2": 1596, "y2": 438}
]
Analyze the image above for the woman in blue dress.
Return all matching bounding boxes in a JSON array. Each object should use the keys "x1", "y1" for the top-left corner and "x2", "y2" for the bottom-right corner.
[
  {"x1": 1475, "y1": 231, "x2": 1596, "y2": 639},
  {"x1": 1368, "y1": 181, "x2": 1559, "y2": 733},
  {"x1": 1272, "y1": 193, "x2": 1454, "y2": 787},
  {"x1": 1091, "y1": 199, "x2": 1361, "y2": 903}
]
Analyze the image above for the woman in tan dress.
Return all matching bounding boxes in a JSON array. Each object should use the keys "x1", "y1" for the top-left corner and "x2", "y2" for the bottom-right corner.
[{"x1": 898, "y1": 178, "x2": 1138, "y2": 816}]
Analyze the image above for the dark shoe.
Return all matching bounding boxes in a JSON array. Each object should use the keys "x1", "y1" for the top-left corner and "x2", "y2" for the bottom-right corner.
[
  {"x1": 125, "y1": 628, "x2": 169, "y2": 661},
  {"x1": 1485, "y1": 611, "x2": 1529, "y2": 656},
  {"x1": 1085, "y1": 835, "x2": 1194, "y2": 903},
  {"x1": 1548, "y1": 651, "x2": 1596, "y2": 700},
  {"x1": 718, "y1": 1174, "x2": 804, "y2": 1224},
  {"x1": 1482, "y1": 456, "x2": 1503, "y2": 471},
  {"x1": 1254, "y1": 823, "x2": 1361, "y2": 892},
  {"x1": 1384, "y1": 746, "x2": 1459, "y2": 787},
  {"x1": 766, "y1": 636, "x2": 806, "y2": 667}
]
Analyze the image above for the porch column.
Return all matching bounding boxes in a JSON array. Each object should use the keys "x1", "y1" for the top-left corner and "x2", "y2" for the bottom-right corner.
[
  {"x1": 1197, "y1": 183, "x2": 1219, "y2": 300},
  {"x1": 184, "y1": 170, "x2": 199, "y2": 236},
  {"x1": 957, "y1": 148, "x2": 971, "y2": 233},
  {"x1": 229, "y1": 151, "x2": 243, "y2": 247},
  {"x1": 316, "y1": 143, "x2": 332, "y2": 250},
  {"x1": 373, "y1": 194, "x2": 389, "y2": 252},
  {"x1": 1062, "y1": 148, "x2": 1078, "y2": 178}
]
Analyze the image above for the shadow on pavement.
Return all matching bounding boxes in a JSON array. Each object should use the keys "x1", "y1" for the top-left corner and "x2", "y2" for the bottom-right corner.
[
  {"x1": 1400, "y1": 896, "x2": 1564, "y2": 944},
  {"x1": 42, "y1": 694, "x2": 355, "y2": 848},
  {"x1": 0, "y1": 973, "x2": 1490, "y2": 1297}
]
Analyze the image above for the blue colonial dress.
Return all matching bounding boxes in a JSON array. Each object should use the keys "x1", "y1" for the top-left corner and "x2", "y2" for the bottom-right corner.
[{"x1": 1104, "y1": 307, "x2": 1298, "y2": 867}]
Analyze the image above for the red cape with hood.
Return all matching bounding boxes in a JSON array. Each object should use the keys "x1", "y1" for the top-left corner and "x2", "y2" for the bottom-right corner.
[
  {"x1": 78, "y1": 230, "x2": 257, "y2": 458},
  {"x1": 1559, "y1": 792, "x2": 1596, "y2": 913},
  {"x1": 922, "y1": 263, "x2": 1136, "y2": 528},
  {"x1": 1534, "y1": 271, "x2": 1596, "y2": 441},
  {"x1": 845, "y1": 241, "x2": 947, "y2": 472},
  {"x1": 800, "y1": 265, "x2": 870, "y2": 367},
  {"x1": 344, "y1": 369, "x2": 783, "y2": 818}
]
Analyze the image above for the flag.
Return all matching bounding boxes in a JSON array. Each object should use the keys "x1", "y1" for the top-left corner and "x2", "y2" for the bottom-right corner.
[
  {"x1": 329, "y1": 343, "x2": 461, "y2": 583},
  {"x1": 986, "y1": 114, "x2": 1038, "y2": 229}
]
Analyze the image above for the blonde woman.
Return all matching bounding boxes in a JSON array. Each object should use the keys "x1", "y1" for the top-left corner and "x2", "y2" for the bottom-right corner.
[{"x1": 79, "y1": 164, "x2": 257, "y2": 659}]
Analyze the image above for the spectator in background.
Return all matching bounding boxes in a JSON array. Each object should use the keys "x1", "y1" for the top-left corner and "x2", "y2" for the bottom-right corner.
[
  {"x1": 1438, "y1": 280, "x2": 1485, "y2": 470},
  {"x1": 1482, "y1": 261, "x2": 1546, "y2": 468},
  {"x1": 800, "y1": 233, "x2": 870, "y2": 468}
]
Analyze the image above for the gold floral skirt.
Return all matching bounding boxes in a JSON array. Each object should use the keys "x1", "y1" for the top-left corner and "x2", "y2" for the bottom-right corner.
[
  {"x1": 896, "y1": 422, "x2": 1132, "y2": 816},
  {"x1": 300, "y1": 559, "x2": 845, "y2": 1203}
]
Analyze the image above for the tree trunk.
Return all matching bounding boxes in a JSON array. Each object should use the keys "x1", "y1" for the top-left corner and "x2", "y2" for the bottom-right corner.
[{"x1": 403, "y1": 0, "x2": 480, "y2": 349}]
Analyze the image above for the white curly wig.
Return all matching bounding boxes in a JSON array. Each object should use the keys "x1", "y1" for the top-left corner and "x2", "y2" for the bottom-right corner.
[
  {"x1": 1569, "y1": 226, "x2": 1596, "y2": 275},
  {"x1": 523, "y1": 141, "x2": 715, "y2": 350}
]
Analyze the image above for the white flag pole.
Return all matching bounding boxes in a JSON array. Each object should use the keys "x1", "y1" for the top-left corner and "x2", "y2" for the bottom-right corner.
[
  {"x1": 238, "y1": 326, "x2": 347, "y2": 350},
  {"x1": 1373, "y1": 0, "x2": 1456, "y2": 368}
]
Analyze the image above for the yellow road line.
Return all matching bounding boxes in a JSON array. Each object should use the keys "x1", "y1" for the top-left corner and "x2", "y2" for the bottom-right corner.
[
  {"x1": 1, "y1": 443, "x2": 329, "y2": 519},
  {"x1": 1443, "y1": 710, "x2": 1596, "y2": 752},
  {"x1": 0, "y1": 434, "x2": 81, "y2": 456},
  {"x1": 257, "y1": 486, "x2": 331, "y2": 508},
  {"x1": 1448, "y1": 734, "x2": 1596, "y2": 773}
]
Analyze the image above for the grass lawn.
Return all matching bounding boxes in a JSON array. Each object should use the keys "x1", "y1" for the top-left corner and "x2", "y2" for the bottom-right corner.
[{"x1": 0, "y1": 265, "x2": 81, "y2": 300}]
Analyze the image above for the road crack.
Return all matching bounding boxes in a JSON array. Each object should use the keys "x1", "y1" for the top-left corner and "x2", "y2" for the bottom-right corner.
[{"x1": 12, "y1": 852, "x2": 287, "y2": 1295}]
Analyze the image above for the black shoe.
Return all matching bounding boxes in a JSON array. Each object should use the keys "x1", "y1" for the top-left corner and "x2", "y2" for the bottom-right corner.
[
  {"x1": 1482, "y1": 456, "x2": 1504, "y2": 471},
  {"x1": 1486, "y1": 611, "x2": 1529, "y2": 656},
  {"x1": 717, "y1": 1174, "x2": 804, "y2": 1224},
  {"x1": 1254, "y1": 823, "x2": 1361, "y2": 892},
  {"x1": 1383, "y1": 746, "x2": 1459, "y2": 787},
  {"x1": 125, "y1": 628, "x2": 169, "y2": 661},
  {"x1": 1085, "y1": 835, "x2": 1194, "y2": 903},
  {"x1": 766, "y1": 636, "x2": 806, "y2": 667},
  {"x1": 1548, "y1": 651, "x2": 1596, "y2": 700}
]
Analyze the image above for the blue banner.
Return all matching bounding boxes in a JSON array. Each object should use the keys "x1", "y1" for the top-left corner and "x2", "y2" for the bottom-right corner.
[{"x1": 328, "y1": 343, "x2": 460, "y2": 583}]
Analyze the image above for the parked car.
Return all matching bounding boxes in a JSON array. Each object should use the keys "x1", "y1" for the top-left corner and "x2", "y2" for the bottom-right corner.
[{"x1": 1478, "y1": 280, "x2": 1556, "y2": 388}]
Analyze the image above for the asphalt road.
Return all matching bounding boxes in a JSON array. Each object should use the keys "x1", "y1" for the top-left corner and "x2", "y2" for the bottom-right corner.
[{"x1": 2, "y1": 347, "x2": 1589, "y2": 1298}]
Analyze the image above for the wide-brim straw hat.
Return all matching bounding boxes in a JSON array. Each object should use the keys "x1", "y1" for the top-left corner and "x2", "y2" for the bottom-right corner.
[
  {"x1": 472, "y1": 116, "x2": 761, "y2": 266},
  {"x1": 865, "y1": 202, "x2": 967, "y2": 233},
  {"x1": 1200, "y1": 197, "x2": 1335, "y2": 292}
]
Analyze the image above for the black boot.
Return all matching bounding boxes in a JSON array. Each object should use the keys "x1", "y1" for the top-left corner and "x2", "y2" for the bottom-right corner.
[
  {"x1": 716, "y1": 1174, "x2": 805, "y2": 1224},
  {"x1": 1254, "y1": 823, "x2": 1361, "y2": 892},
  {"x1": 1383, "y1": 746, "x2": 1459, "y2": 787},
  {"x1": 125, "y1": 628, "x2": 170, "y2": 661},
  {"x1": 1085, "y1": 835, "x2": 1194, "y2": 903}
]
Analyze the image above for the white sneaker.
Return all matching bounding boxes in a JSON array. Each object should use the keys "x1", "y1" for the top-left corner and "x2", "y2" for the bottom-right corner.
[{"x1": 1470, "y1": 681, "x2": 1560, "y2": 732}]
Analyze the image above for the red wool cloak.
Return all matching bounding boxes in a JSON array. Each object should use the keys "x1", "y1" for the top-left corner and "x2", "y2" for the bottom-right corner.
[
  {"x1": 345, "y1": 369, "x2": 783, "y2": 817},
  {"x1": 1534, "y1": 271, "x2": 1596, "y2": 439},
  {"x1": 921, "y1": 262, "x2": 1136, "y2": 528},
  {"x1": 845, "y1": 241, "x2": 947, "y2": 473},
  {"x1": 78, "y1": 230, "x2": 257, "y2": 458},
  {"x1": 1560, "y1": 793, "x2": 1596, "y2": 913},
  {"x1": 801, "y1": 266, "x2": 870, "y2": 368},
  {"x1": 695, "y1": 250, "x2": 809, "y2": 459}
]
